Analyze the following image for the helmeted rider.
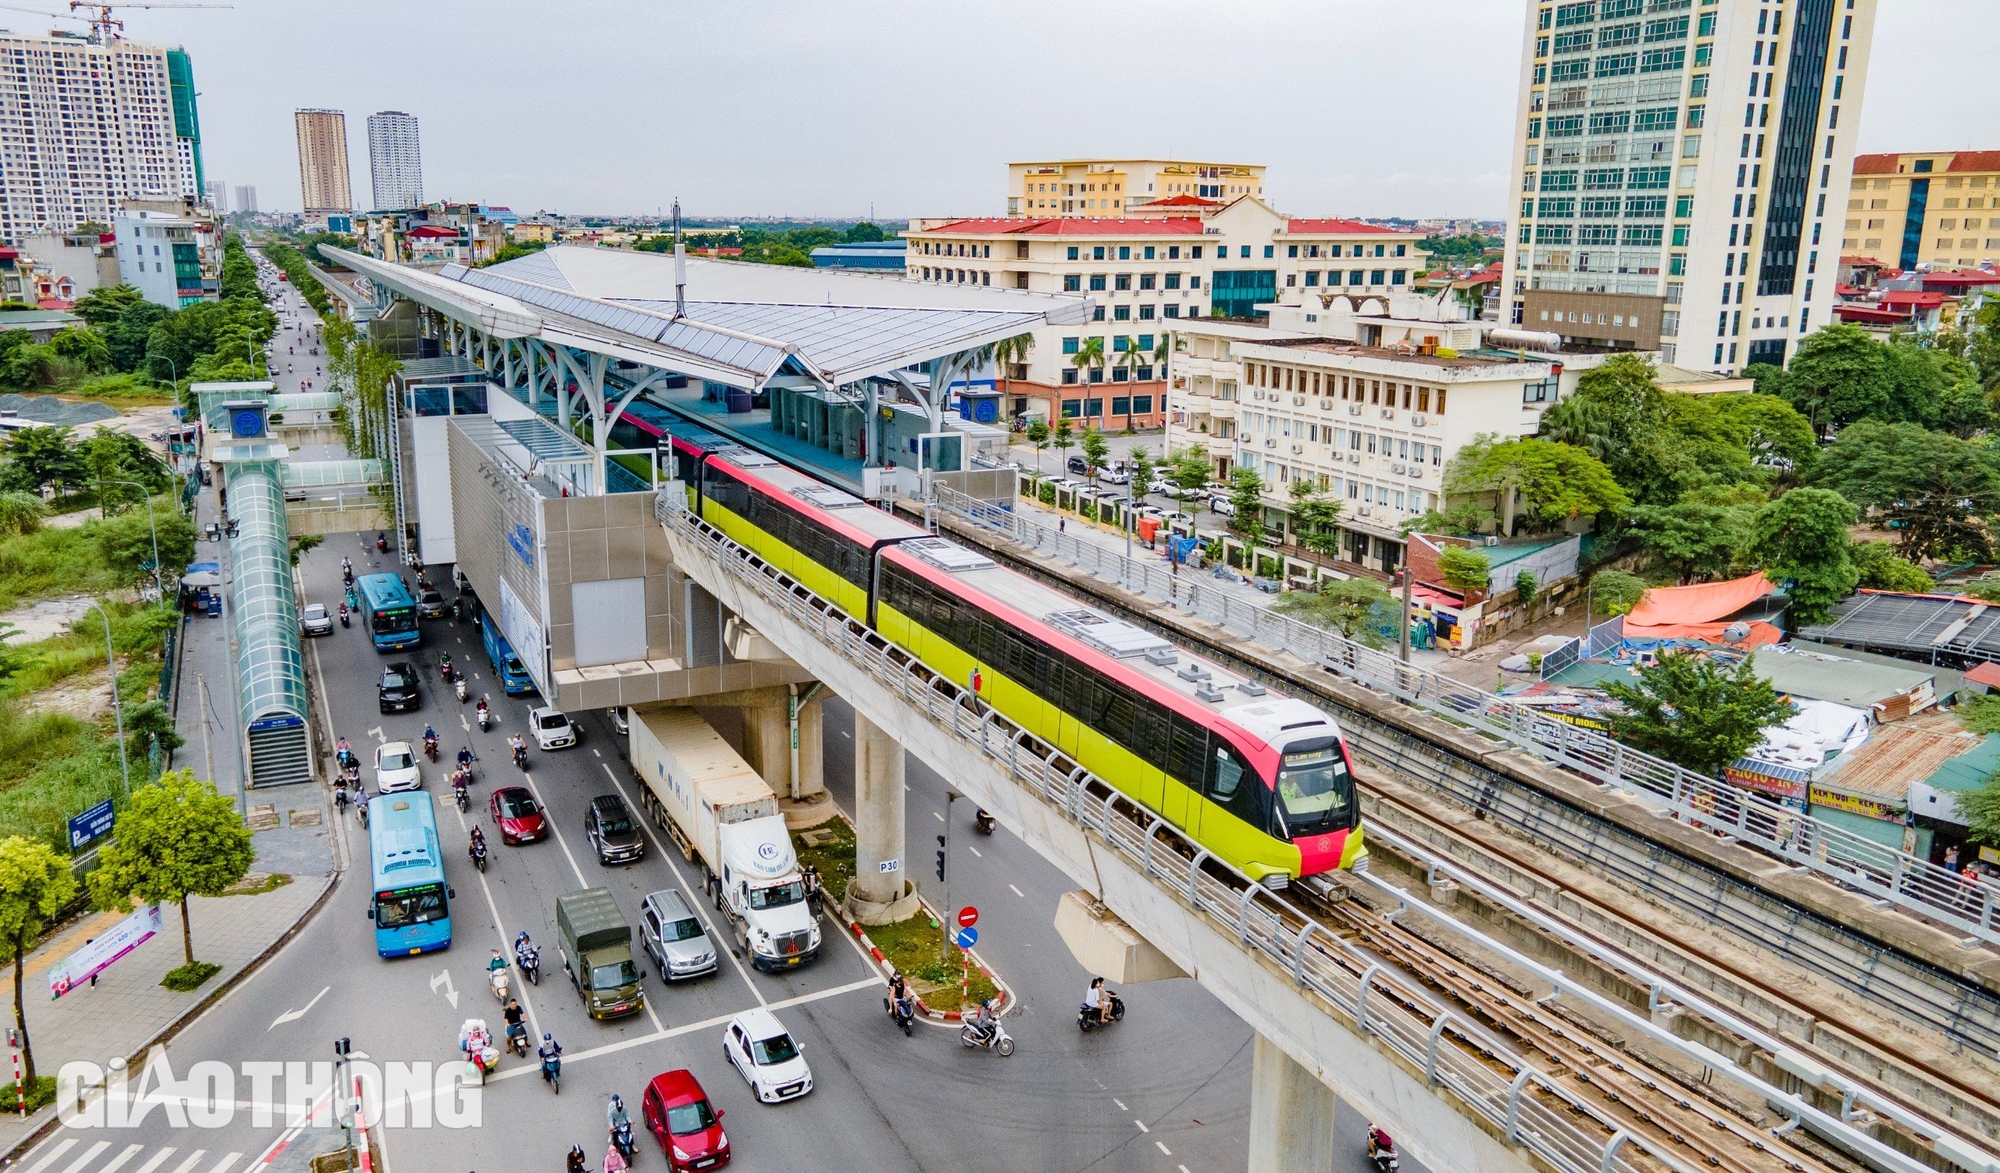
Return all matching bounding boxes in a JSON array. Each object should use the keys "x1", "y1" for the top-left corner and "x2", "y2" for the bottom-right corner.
[
  {"x1": 607, "y1": 1093, "x2": 630, "y2": 1132},
  {"x1": 457, "y1": 745, "x2": 474, "y2": 771}
]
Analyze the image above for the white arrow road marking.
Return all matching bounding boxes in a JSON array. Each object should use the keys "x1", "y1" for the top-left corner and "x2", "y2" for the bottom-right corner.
[
  {"x1": 367, "y1": 726, "x2": 385, "y2": 743},
  {"x1": 430, "y1": 969, "x2": 458, "y2": 1009},
  {"x1": 267, "y1": 985, "x2": 330, "y2": 1030},
  {"x1": 459, "y1": 714, "x2": 471, "y2": 731}
]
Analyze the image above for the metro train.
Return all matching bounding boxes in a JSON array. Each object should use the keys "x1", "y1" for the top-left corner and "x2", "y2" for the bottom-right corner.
[{"x1": 665, "y1": 427, "x2": 1365, "y2": 883}]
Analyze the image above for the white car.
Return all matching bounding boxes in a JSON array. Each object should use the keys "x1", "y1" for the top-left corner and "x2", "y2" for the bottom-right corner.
[
  {"x1": 374, "y1": 742, "x2": 421, "y2": 793},
  {"x1": 722, "y1": 1009, "x2": 813, "y2": 1103},
  {"x1": 299, "y1": 602, "x2": 333, "y2": 637},
  {"x1": 1210, "y1": 496, "x2": 1237, "y2": 518},
  {"x1": 529, "y1": 707, "x2": 577, "y2": 750}
]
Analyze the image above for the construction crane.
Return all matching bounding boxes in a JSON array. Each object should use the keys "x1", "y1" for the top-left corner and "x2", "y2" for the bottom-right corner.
[
  {"x1": 68, "y1": 2, "x2": 231, "y2": 42},
  {"x1": 0, "y1": 2, "x2": 88, "y2": 31}
]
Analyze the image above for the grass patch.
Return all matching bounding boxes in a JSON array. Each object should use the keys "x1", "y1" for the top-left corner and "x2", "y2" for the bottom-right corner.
[
  {"x1": 791, "y1": 818, "x2": 856, "y2": 906},
  {"x1": 0, "y1": 1075, "x2": 58, "y2": 1114},
  {"x1": 866, "y1": 911, "x2": 998, "y2": 1014},
  {"x1": 65, "y1": 374, "x2": 176, "y2": 406},
  {"x1": 160, "y1": 961, "x2": 220, "y2": 992},
  {"x1": 219, "y1": 872, "x2": 291, "y2": 897}
]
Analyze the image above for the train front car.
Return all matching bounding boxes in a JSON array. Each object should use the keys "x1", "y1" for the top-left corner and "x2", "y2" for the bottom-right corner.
[{"x1": 1219, "y1": 698, "x2": 1366, "y2": 878}]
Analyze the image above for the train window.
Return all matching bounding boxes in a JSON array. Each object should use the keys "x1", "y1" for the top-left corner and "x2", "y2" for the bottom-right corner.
[
  {"x1": 1131, "y1": 702, "x2": 1171, "y2": 771},
  {"x1": 1209, "y1": 746, "x2": 1245, "y2": 801},
  {"x1": 1275, "y1": 737, "x2": 1353, "y2": 836},
  {"x1": 1166, "y1": 715, "x2": 1209, "y2": 789},
  {"x1": 1207, "y1": 741, "x2": 1267, "y2": 829}
]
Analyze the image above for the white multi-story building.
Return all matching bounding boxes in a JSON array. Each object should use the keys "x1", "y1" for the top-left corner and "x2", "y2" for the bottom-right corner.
[
  {"x1": 204, "y1": 179, "x2": 227, "y2": 214},
  {"x1": 905, "y1": 196, "x2": 1428, "y2": 429},
  {"x1": 234, "y1": 185, "x2": 258, "y2": 214},
  {"x1": 113, "y1": 207, "x2": 217, "y2": 308},
  {"x1": 0, "y1": 30, "x2": 199, "y2": 240},
  {"x1": 1500, "y1": 0, "x2": 1878, "y2": 371},
  {"x1": 366, "y1": 110, "x2": 423, "y2": 211}
]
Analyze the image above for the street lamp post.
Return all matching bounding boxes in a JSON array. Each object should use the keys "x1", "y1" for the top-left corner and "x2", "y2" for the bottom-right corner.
[
  {"x1": 83, "y1": 598, "x2": 132, "y2": 799},
  {"x1": 244, "y1": 326, "x2": 260, "y2": 379},
  {"x1": 104, "y1": 479, "x2": 163, "y2": 601}
]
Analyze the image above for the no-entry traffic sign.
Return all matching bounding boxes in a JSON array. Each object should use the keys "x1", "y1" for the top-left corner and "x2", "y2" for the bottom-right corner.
[{"x1": 957, "y1": 905, "x2": 979, "y2": 929}]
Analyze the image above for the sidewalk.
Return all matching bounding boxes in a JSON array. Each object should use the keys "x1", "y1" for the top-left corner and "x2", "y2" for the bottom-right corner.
[{"x1": 0, "y1": 875, "x2": 333, "y2": 1156}]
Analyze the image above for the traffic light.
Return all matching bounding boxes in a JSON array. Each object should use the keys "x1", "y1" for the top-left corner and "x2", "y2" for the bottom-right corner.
[{"x1": 935, "y1": 835, "x2": 947, "y2": 882}]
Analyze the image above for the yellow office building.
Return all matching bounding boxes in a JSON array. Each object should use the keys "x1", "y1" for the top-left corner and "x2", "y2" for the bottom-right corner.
[
  {"x1": 1008, "y1": 159, "x2": 1265, "y2": 218},
  {"x1": 1845, "y1": 151, "x2": 2000, "y2": 271}
]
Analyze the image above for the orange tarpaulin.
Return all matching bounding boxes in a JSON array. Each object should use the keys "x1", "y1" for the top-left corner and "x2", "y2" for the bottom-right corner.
[
  {"x1": 1616, "y1": 620, "x2": 1785, "y2": 648},
  {"x1": 1624, "y1": 572, "x2": 1776, "y2": 628}
]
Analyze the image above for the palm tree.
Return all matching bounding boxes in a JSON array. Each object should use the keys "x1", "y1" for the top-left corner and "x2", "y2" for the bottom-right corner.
[{"x1": 1071, "y1": 336, "x2": 1106, "y2": 426}]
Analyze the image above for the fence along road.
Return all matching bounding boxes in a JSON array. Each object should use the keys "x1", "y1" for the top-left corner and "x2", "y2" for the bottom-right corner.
[{"x1": 928, "y1": 486, "x2": 2000, "y2": 950}]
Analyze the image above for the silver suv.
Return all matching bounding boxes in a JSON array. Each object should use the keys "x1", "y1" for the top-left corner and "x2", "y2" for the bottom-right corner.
[{"x1": 639, "y1": 889, "x2": 717, "y2": 980}]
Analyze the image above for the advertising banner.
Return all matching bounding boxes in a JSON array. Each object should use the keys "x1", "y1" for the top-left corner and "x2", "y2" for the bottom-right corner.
[{"x1": 49, "y1": 905, "x2": 164, "y2": 999}]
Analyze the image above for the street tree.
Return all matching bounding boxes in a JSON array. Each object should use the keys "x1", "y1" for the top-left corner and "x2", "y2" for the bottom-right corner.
[
  {"x1": 1274, "y1": 576, "x2": 1391, "y2": 646},
  {"x1": 1127, "y1": 446, "x2": 1155, "y2": 496},
  {"x1": 1588, "y1": 568, "x2": 1649, "y2": 616},
  {"x1": 1437, "y1": 546, "x2": 1491, "y2": 594},
  {"x1": 1079, "y1": 426, "x2": 1110, "y2": 481},
  {"x1": 1287, "y1": 477, "x2": 1343, "y2": 559},
  {"x1": 1852, "y1": 540, "x2": 1934, "y2": 592},
  {"x1": 1749, "y1": 488, "x2": 1860, "y2": 627},
  {"x1": 1025, "y1": 420, "x2": 1051, "y2": 473},
  {"x1": 88, "y1": 770, "x2": 254, "y2": 975},
  {"x1": 1603, "y1": 652, "x2": 1792, "y2": 777},
  {"x1": 1812, "y1": 420, "x2": 2000, "y2": 561},
  {"x1": 1167, "y1": 447, "x2": 1211, "y2": 497},
  {"x1": 0, "y1": 425, "x2": 85, "y2": 495},
  {"x1": 1783, "y1": 324, "x2": 1894, "y2": 434},
  {"x1": 1956, "y1": 773, "x2": 2000, "y2": 849},
  {"x1": 0, "y1": 835, "x2": 77, "y2": 1088},
  {"x1": 1070, "y1": 336, "x2": 1106, "y2": 389},
  {"x1": 1445, "y1": 435, "x2": 1629, "y2": 534},
  {"x1": 1227, "y1": 467, "x2": 1266, "y2": 551},
  {"x1": 1052, "y1": 417, "x2": 1076, "y2": 466},
  {"x1": 1626, "y1": 498, "x2": 1751, "y2": 583}
]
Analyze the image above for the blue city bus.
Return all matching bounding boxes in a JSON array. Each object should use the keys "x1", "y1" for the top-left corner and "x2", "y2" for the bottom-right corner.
[
  {"x1": 357, "y1": 573, "x2": 421, "y2": 652},
  {"x1": 367, "y1": 792, "x2": 452, "y2": 956},
  {"x1": 480, "y1": 612, "x2": 537, "y2": 695}
]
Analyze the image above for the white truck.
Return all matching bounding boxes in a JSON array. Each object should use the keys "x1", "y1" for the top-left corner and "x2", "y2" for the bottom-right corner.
[{"x1": 628, "y1": 708, "x2": 822, "y2": 971}]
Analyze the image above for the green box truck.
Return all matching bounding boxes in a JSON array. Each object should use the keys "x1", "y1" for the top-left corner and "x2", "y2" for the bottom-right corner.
[{"x1": 555, "y1": 887, "x2": 644, "y2": 1020}]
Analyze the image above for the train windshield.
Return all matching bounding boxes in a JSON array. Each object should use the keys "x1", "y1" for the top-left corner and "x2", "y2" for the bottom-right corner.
[{"x1": 1273, "y1": 738, "x2": 1352, "y2": 835}]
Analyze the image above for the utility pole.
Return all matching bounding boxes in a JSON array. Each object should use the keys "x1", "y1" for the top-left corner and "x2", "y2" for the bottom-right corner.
[
  {"x1": 937, "y1": 792, "x2": 957, "y2": 963},
  {"x1": 198, "y1": 674, "x2": 215, "y2": 786}
]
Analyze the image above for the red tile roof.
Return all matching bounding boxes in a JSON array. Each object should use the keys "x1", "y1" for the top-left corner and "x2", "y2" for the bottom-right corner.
[
  {"x1": 1142, "y1": 194, "x2": 1221, "y2": 207},
  {"x1": 919, "y1": 216, "x2": 1207, "y2": 237},
  {"x1": 1284, "y1": 218, "x2": 1400, "y2": 235},
  {"x1": 1835, "y1": 304, "x2": 1916, "y2": 323},
  {"x1": 1840, "y1": 254, "x2": 1883, "y2": 266},
  {"x1": 1879, "y1": 290, "x2": 1950, "y2": 307},
  {"x1": 1852, "y1": 153, "x2": 1899, "y2": 175},
  {"x1": 1922, "y1": 269, "x2": 2000, "y2": 287},
  {"x1": 1850, "y1": 151, "x2": 2000, "y2": 176},
  {"x1": 1948, "y1": 151, "x2": 2000, "y2": 173},
  {"x1": 1964, "y1": 661, "x2": 2000, "y2": 689},
  {"x1": 407, "y1": 225, "x2": 458, "y2": 238}
]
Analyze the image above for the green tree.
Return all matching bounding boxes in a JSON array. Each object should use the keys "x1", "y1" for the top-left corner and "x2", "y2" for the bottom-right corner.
[
  {"x1": 1287, "y1": 477, "x2": 1343, "y2": 558},
  {"x1": 0, "y1": 836, "x2": 77, "y2": 1087},
  {"x1": 70, "y1": 284, "x2": 147, "y2": 330},
  {"x1": 1079, "y1": 426, "x2": 1110, "y2": 481},
  {"x1": 1167, "y1": 447, "x2": 1211, "y2": 496},
  {"x1": 95, "y1": 506, "x2": 195, "y2": 584},
  {"x1": 1589, "y1": 568, "x2": 1649, "y2": 616},
  {"x1": 1935, "y1": 380, "x2": 1996, "y2": 439},
  {"x1": 1956, "y1": 773, "x2": 2000, "y2": 849},
  {"x1": 0, "y1": 490, "x2": 47, "y2": 536},
  {"x1": 475, "y1": 239, "x2": 549, "y2": 268},
  {"x1": 1812, "y1": 420, "x2": 2000, "y2": 561},
  {"x1": 1515, "y1": 570, "x2": 1539, "y2": 605},
  {"x1": 1851, "y1": 540, "x2": 1934, "y2": 593},
  {"x1": 1603, "y1": 652, "x2": 1792, "y2": 777},
  {"x1": 1784, "y1": 324, "x2": 1893, "y2": 434},
  {"x1": 843, "y1": 221, "x2": 887, "y2": 243},
  {"x1": 990, "y1": 332, "x2": 1035, "y2": 382},
  {"x1": 1748, "y1": 487, "x2": 1859, "y2": 626},
  {"x1": 83, "y1": 429, "x2": 167, "y2": 517},
  {"x1": 1052, "y1": 416, "x2": 1075, "y2": 466},
  {"x1": 1274, "y1": 576, "x2": 1391, "y2": 646},
  {"x1": 1445, "y1": 435, "x2": 1629, "y2": 534},
  {"x1": 1227, "y1": 466, "x2": 1265, "y2": 548},
  {"x1": 1626, "y1": 498, "x2": 1751, "y2": 583},
  {"x1": 1025, "y1": 420, "x2": 1051, "y2": 474},
  {"x1": 88, "y1": 770, "x2": 254, "y2": 969},
  {"x1": 1436, "y1": 545, "x2": 1491, "y2": 593},
  {"x1": 1070, "y1": 335, "x2": 1106, "y2": 393},
  {"x1": 1538, "y1": 353, "x2": 1703, "y2": 503},
  {"x1": 288, "y1": 532, "x2": 324, "y2": 567},
  {"x1": 0, "y1": 425, "x2": 85, "y2": 495},
  {"x1": 1126, "y1": 445, "x2": 1156, "y2": 496},
  {"x1": 1707, "y1": 392, "x2": 1819, "y2": 478}
]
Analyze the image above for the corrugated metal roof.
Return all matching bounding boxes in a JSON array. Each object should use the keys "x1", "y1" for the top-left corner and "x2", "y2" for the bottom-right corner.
[
  {"x1": 1922, "y1": 733, "x2": 2000, "y2": 794},
  {"x1": 1819, "y1": 714, "x2": 1980, "y2": 800}
]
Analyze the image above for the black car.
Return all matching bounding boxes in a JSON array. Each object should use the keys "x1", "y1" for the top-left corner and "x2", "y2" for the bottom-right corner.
[
  {"x1": 377, "y1": 661, "x2": 421, "y2": 713},
  {"x1": 585, "y1": 794, "x2": 644, "y2": 865},
  {"x1": 1067, "y1": 455, "x2": 1090, "y2": 476}
]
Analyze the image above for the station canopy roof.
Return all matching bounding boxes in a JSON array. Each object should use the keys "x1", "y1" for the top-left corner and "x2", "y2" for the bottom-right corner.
[{"x1": 321, "y1": 244, "x2": 1089, "y2": 390}]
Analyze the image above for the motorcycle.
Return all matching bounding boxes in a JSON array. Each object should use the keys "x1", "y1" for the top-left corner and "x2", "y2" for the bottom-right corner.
[
  {"x1": 516, "y1": 944, "x2": 541, "y2": 985},
  {"x1": 342, "y1": 566, "x2": 354, "y2": 587},
  {"x1": 476, "y1": 703, "x2": 491, "y2": 732},
  {"x1": 611, "y1": 1121, "x2": 636, "y2": 1161},
  {"x1": 338, "y1": 604, "x2": 350, "y2": 629},
  {"x1": 376, "y1": 533, "x2": 387, "y2": 553},
  {"x1": 505, "y1": 1021, "x2": 529, "y2": 1058},
  {"x1": 512, "y1": 744, "x2": 529, "y2": 771},
  {"x1": 540, "y1": 1052, "x2": 561, "y2": 1095},
  {"x1": 470, "y1": 838, "x2": 488, "y2": 873},
  {"x1": 974, "y1": 808, "x2": 995, "y2": 835},
  {"x1": 1078, "y1": 990, "x2": 1125, "y2": 1033},
  {"x1": 885, "y1": 994, "x2": 916, "y2": 1037},
  {"x1": 455, "y1": 677, "x2": 469, "y2": 703},
  {"x1": 333, "y1": 781, "x2": 350, "y2": 815},
  {"x1": 424, "y1": 737, "x2": 439, "y2": 762},
  {"x1": 453, "y1": 777, "x2": 469, "y2": 812},
  {"x1": 489, "y1": 965, "x2": 510, "y2": 1002},
  {"x1": 458, "y1": 1019, "x2": 499, "y2": 1078},
  {"x1": 959, "y1": 1013, "x2": 1014, "y2": 1056},
  {"x1": 1368, "y1": 1127, "x2": 1400, "y2": 1173}
]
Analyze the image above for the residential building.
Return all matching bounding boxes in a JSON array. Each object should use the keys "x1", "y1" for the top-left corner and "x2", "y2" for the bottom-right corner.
[
  {"x1": 809, "y1": 240, "x2": 906, "y2": 271},
  {"x1": 366, "y1": 110, "x2": 423, "y2": 211},
  {"x1": 204, "y1": 180, "x2": 227, "y2": 214},
  {"x1": 356, "y1": 202, "x2": 508, "y2": 267},
  {"x1": 509, "y1": 220, "x2": 557, "y2": 244},
  {"x1": 18, "y1": 230, "x2": 118, "y2": 304},
  {"x1": 294, "y1": 108, "x2": 353, "y2": 220},
  {"x1": 1843, "y1": 150, "x2": 2000, "y2": 271},
  {"x1": 0, "y1": 307, "x2": 82, "y2": 340},
  {"x1": 113, "y1": 206, "x2": 218, "y2": 307},
  {"x1": 1501, "y1": 0, "x2": 1880, "y2": 371},
  {"x1": 1008, "y1": 159, "x2": 1266, "y2": 217},
  {"x1": 904, "y1": 195, "x2": 1427, "y2": 429},
  {"x1": 234, "y1": 185, "x2": 259, "y2": 214},
  {"x1": 0, "y1": 30, "x2": 201, "y2": 240}
]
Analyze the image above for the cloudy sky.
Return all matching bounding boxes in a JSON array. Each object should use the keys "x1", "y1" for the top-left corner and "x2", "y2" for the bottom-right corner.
[{"x1": 112, "y1": 0, "x2": 2000, "y2": 221}]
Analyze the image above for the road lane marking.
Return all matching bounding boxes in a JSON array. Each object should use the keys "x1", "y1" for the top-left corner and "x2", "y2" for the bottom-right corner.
[
  {"x1": 57, "y1": 1142, "x2": 111, "y2": 1173},
  {"x1": 24, "y1": 1139, "x2": 76, "y2": 1173},
  {"x1": 447, "y1": 780, "x2": 545, "y2": 1046},
  {"x1": 95, "y1": 1145, "x2": 144, "y2": 1173},
  {"x1": 967, "y1": 845, "x2": 981, "y2": 858},
  {"x1": 932, "y1": 811, "x2": 944, "y2": 822},
  {"x1": 1009, "y1": 884, "x2": 1025, "y2": 898},
  {"x1": 1113, "y1": 1098, "x2": 1127, "y2": 1110},
  {"x1": 166, "y1": 1153, "x2": 205, "y2": 1173},
  {"x1": 485, "y1": 976, "x2": 880, "y2": 1082},
  {"x1": 1133, "y1": 1120, "x2": 1148, "y2": 1132},
  {"x1": 1156, "y1": 1141, "x2": 1173, "y2": 1156},
  {"x1": 267, "y1": 984, "x2": 330, "y2": 1030},
  {"x1": 592, "y1": 748, "x2": 601, "y2": 758},
  {"x1": 130, "y1": 1151, "x2": 177, "y2": 1173},
  {"x1": 598, "y1": 764, "x2": 765, "y2": 1006},
  {"x1": 428, "y1": 969, "x2": 458, "y2": 1009}
]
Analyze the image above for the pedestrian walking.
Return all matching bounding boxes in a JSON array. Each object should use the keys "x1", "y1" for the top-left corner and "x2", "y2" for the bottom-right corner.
[{"x1": 1945, "y1": 845, "x2": 1960, "y2": 871}]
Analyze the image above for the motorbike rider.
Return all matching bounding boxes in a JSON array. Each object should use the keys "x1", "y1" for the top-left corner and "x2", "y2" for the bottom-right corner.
[
  {"x1": 607, "y1": 1092, "x2": 631, "y2": 1136},
  {"x1": 1368, "y1": 1125, "x2": 1398, "y2": 1167},
  {"x1": 476, "y1": 698, "x2": 490, "y2": 727},
  {"x1": 487, "y1": 947, "x2": 508, "y2": 976},
  {"x1": 335, "y1": 737, "x2": 354, "y2": 769},
  {"x1": 1086, "y1": 976, "x2": 1113, "y2": 1024},
  {"x1": 564, "y1": 1145, "x2": 587, "y2": 1173},
  {"x1": 970, "y1": 998, "x2": 998, "y2": 1042},
  {"x1": 510, "y1": 733, "x2": 528, "y2": 765},
  {"x1": 422, "y1": 723, "x2": 438, "y2": 752},
  {"x1": 457, "y1": 744, "x2": 474, "y2": 772},
  {"x1": 468, "y1": 825, "x2": 488, "y2": 864},
  {"x1": 502, "y1": 997, "x2": 526, "y2": 1050}
]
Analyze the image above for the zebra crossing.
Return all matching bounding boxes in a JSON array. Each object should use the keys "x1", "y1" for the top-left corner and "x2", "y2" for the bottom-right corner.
[{"x1": 17, "y1": 1139, "x2": 246, "y2": 1173}]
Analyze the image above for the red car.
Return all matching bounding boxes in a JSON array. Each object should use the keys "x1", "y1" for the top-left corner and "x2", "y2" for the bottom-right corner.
[
  {"x1": 643, "y1": 1069, "x2": 729, "y2": 1170},
  {"x1": 487, "y1": 786, "x2": 547, "y2": 845}
]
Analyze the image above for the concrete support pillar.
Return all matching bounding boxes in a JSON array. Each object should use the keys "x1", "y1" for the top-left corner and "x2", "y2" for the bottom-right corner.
[
  {"x1": 848, "y1": 712, "x2": 917, "y2": 924},
  {"x1": 1247, "y1": 1035, "x2": 1337, "y2": 1173},
  {"x1": 795, "y1": 694, "x2": 824, "y2": 799}
]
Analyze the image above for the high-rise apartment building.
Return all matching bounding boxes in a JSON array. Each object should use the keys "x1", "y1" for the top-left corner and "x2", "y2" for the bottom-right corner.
[
  {"x1": 294, "y1": 108, "x2": 353, "y2": 218},
  {"x1": 234, "y1": 185, "x2": 258, "y2": 214},
  {"x1": 1501, "y1": 0, "x2": 1878, "y2": 371},
  {"x1": 1844, "y1": 151, "x2": 2000, "y2": 272},
  {"x1": 0, "y1": 30, "x2": 201, "y2": 240},
  {"x1": 366, "y1": 110, "x2": 423, "y2": 211},
  {"x1": 204, "y1": 180, "x2": 227, "y2": 213},
  {"x1": 1008, "y1": 159, "x2": 1265, "y2": 217}
]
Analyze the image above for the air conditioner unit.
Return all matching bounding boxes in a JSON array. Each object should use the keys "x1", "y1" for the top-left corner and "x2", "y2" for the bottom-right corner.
[
  {"x1": 1381, "y1": 409, "x2": 1396, "y2": 420},
  {"x1": 1391, "y1": 463, "x2": 1406, "y2": 475},
  {"x1": 1346, "y1": 452, "x2": 1361, "y2": 464},
  {"x1": 1357, "y1": 505, "x2": 1374, "y2": 517},
  {"x1": 1484, "y1": 536, "x2": 1501, "y2": 547},
  {"x1": 1409, "y1": 468, "x2": 1424, "y2": 480},
  {"x1": 1291, "y1": 443, "x2": 1303, "y2": 454},
  {"x1": 1265, "y1": 438, "x2": 1278, "y2": 447},
  {"x1": 1347, "y1": 404, "x2": 1363, "y2": 416},
  {"x1": 1293, "y1": 396, "x2": 1305, "y2": 407},
  {"x1": 1411, "y1": 414, "x2": 1429, "y2": 427},
  {"x1": 1320, "y1": 399, "x2": 1334, "y2": 410}
]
